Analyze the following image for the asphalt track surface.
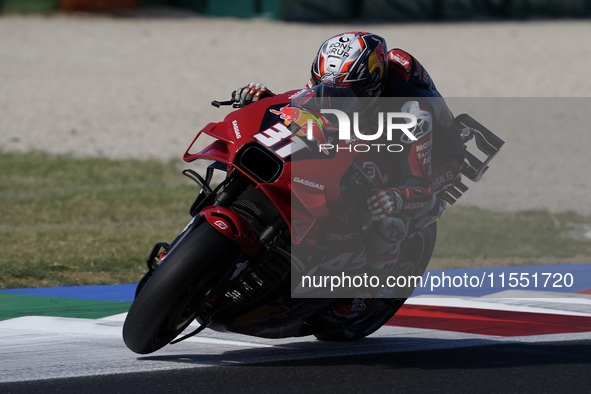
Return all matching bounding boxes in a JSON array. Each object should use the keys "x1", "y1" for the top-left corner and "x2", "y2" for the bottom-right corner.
[
  {"x1": 2, "y1": 340, "x2": 591, "y2": 393},
  {"x1": 1, "y1": 264, "x2": 590, "y2": 393}
]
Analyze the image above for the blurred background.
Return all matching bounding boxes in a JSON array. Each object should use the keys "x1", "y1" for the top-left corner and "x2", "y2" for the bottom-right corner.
[
  {"x1": 1, "y1": 0, "x2": 590, "y2": 287},
  {"x1": 2, "y1": 0, "x2": 591, "y2": 20}
]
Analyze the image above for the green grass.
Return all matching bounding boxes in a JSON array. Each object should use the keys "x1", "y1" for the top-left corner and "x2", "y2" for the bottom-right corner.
[
  {"x1": 433, "y1": 207, "x2": 591, "y2": 268},
  {"x1": 0, "y1": 151, "x2": 198, "y2": 288},
  {"x1": 1, "y1": 151, "x2": 590, "y2": 288}
]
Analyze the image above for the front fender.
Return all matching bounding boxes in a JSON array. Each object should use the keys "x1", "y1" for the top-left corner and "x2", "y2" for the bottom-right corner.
[{"x1": 201, "y1": 206, "x2": 260, "y2": 256}]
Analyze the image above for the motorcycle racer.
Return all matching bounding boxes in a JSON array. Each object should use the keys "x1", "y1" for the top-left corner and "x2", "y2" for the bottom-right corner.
[{"x1": 233, "y1": 31, "x2": 465, "y2": 318}]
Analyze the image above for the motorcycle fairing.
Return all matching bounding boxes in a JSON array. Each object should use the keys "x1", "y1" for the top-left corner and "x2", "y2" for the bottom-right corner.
[
  {"x1": 184, "y1": 122, "x2": 235, "y2": 167},
  {"x1": 183, "y1": 92, "x2": 353, "y2": 246}
]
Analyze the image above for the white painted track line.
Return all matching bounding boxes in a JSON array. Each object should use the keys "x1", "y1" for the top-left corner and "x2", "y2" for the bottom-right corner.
[{"x1": 2, "y1": 295, "x2": 590, "y2": 383}]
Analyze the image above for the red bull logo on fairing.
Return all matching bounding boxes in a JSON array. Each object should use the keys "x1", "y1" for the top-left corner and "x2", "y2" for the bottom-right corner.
[
  {"x1": 300, "y1": 118, "x2": 333, "y2": 155},
  {"x1": 269, "y1": 105, "x2": 301, "y2": 124}
]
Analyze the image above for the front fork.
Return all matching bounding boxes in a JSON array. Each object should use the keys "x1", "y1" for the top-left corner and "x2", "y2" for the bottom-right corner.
[
  {"x1": 167, "y1": 169, "x2": 252, "y2": 255},
  {"x1": 136, "y1": 168, "x2": 252, "y2": 298}
]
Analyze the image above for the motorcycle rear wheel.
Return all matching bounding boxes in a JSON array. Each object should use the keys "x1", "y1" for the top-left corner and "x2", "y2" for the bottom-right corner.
[
  {"x1": 314, "y1": 222, "x2": 437, "y2": 341},
  {"x1": 123, "y1": 222, "x2": 240, "y2": 354}
]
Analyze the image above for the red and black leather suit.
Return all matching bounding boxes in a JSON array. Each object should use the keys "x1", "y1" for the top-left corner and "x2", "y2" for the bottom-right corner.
[{"x1": 309, "y1": 48, "x2": 464, "y2": 224}]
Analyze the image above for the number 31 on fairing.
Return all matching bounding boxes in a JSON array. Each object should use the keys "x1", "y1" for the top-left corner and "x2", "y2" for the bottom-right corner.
[{"x1": 253, "y1": 123, "x2": 308, "y2": 158}]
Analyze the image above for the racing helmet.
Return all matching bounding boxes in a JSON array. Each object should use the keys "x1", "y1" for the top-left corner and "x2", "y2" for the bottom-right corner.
[{"x1": 311, "y1": 31, "x2": 387, "y2": 98}]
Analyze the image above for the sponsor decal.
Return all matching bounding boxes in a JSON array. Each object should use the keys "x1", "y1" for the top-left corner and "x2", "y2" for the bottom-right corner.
[
  {"x1": 325, "y1": 232, "x2": 358, "y2": 241},
  {"x1": 390, "y1": 51, "x2": 410, "y2": 68},
  {"x1": 213, "y1": 220, "x2": 228, "y2": 230},
  {"x1": 433, "y1": 170, "x2": 455, "y2": 190},
  {"x1": 404, "y1": 201, "x2": 430, "y2": 210},
  {"x1": 293, "y1": 176, "x2": 325, "y2": 191},
  {"x1": 362, "y1": 161, "x2": 385, "y2": 182},
  {"x1": 269, "y1": 105, "x2": 301, "y2": 124},
  {"x1": 253, "y1": 122, "x2": 308, "y2": 159},
  {"x1": 400, "y1": 101, "x2": 432, "y2": 143},
  {"x1": 288, "y1": 88, "x2": 308, "y2": 99},
  {"x1": 232, "y1": 120, "x2": 241, "y2": 140},
  {"x1": 299, "y1": 116, "x2": 332, "y2": 155},
  {"x1": 327, "y1": 38, "x2": 353, "y2": 57},
  {"x1": 177, "y1": 215, "x2": 196, "y2": 238},
  {"x1": 417, "y1": 149, "x2": 431, "y2": 159},
  {"x1": 416, "y1": 140, "x2": 433, "y2": 152}
]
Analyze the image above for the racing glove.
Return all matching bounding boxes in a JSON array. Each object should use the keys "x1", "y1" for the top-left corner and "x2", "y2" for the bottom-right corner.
[
  {"x1": 232, "y1": 82, "x2": 274, "y2": 107},
  {"x1": 367, "y1": 188, "x2": 404, "y2": 221}
]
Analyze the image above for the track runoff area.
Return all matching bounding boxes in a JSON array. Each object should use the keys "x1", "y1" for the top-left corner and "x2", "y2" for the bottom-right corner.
[{"x1": 0, "y1": 263, "x2": 590, "y2": 384}]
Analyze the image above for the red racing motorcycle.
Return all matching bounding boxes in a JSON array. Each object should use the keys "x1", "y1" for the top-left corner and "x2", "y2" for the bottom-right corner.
[{"x1": 122, "y1": 84, "x2": 503, "y2": 354}]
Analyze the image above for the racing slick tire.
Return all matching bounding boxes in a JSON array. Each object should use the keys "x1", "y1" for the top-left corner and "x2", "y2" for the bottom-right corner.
[{"x1": 123, "y1": 223, "x2": 240, "y2": 354}]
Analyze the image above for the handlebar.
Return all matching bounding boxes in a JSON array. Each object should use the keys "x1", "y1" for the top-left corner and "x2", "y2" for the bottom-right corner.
[
  {"x1": 211, "y1": 99, "x2": 242, "y2": 108},
  {"x1": 212, "y1": 90, "x2": 244, "y2": 108}
]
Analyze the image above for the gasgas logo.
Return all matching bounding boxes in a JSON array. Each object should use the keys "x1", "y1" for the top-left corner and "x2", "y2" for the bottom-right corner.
[
  {"x1": 213, "y1": 220, "x2": 228, "y2": 230},
  {"x1": 232, "y1": 120, "x2": 241, "y2": 140}
]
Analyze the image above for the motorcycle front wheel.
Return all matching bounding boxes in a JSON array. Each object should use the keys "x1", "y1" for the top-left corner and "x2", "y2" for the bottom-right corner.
[{"x1": 123, "y1": 222, "x2": 240, "y2": 354}]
